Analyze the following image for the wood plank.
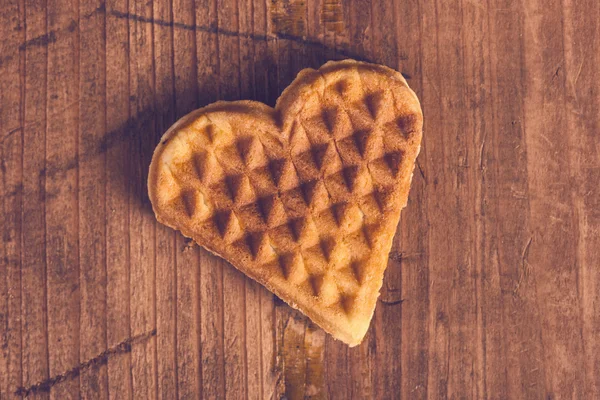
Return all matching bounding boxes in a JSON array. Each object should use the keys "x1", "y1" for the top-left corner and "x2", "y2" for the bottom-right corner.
[
  {"x1": 273, "y1": 9, "x2": 302, "y2": 398},
  {"x1": 198, "y1": 249, "x2": 226, "y2": 400},
  {"x1": 303, "y1": 322, "x2": 326, "y2": 399},
  {"x1": 415, "y1": 0, "x2": 475, "y2": 399},
  {"x1": 269, "y1": 0, "x2": 323, "y2": 397},
  {"x1": 195, "y1": 0, "x2": 220, "y2": 108},
  {"x1": 344, "y1": 2, "x2": 374, "y2": 398},
  {"x1": 367, "y1": 0, "x2": 406, "y2": 397},
  {"x1": 171, "y1": 0, "x2": 203, "y2": 397},
  {"x1": 193, "y1": 0, "x2": 225, "y2": 397},
  {"x1": 280, "y1": 314, "x2": 308, "y2": 400},
  {"x1": 459, "y1": 2, "x2": 505, "y2": 399},
  {"x1": 251, "y1": 1, "x2": 279, "y2": 398},
  {"x1": 238, "y1": 0, "x2": 264, "y2": 398},
  {"x1": 20, "y1": 0, "x2": 50, "y2": 397},
  {"x1": 127, "y1": 0, "x2": 157, "y2": 397},
  {"x1": 392, "y1": 0, "x2": 430, "y2": 397},
  {"x1": 105, "y1": 1, "x2": 133, "y2": 399},
  {"x1": 440, "y1": 1, "x2": 479, "y2": 398},
  {"x1": 174, "y1": 234, "x2": 202, "y2": 400},
  {"x1": 476, "y1": 3, "x2": 565, "y2": 399},
  {"x1": 304, "y1": 0, "x2": 327, "y2": 72},
  {"x1": 486, "y1": 1, "x2": 548, "y2": 398},
  {"x1": 152, "y1": 1, "x2": 178, "y2": 399},
  {"x1": 45, "y1": 0, "x2": 80, "y2": 397},
  {"x1": 239, "y1": 0, "x2": 254, "y2": 101},
  {"x1": 251, "y1": 0, "x2": 275, "y2": 105},
  {"x1": 521, "y1": 0, "x2": 585, "y2": 397},
  {"x1": 562, "y1": 0, "x2": 600, "y2": 397},
  {"x1": 429, "y1": 0, "x2": 482, "y2": 397},
  {"x1": 0, "y1": 0, "x2": 24, "y2": 397},
  {"x1": 216, "y1": 0, "x2": 249, "y2": 397},
  {"x1": 260, "y1": 290, "x2": 278, "y2": 400},
  {"x1": 78, "y1": 0, "x2": 108, "y2": 398}
]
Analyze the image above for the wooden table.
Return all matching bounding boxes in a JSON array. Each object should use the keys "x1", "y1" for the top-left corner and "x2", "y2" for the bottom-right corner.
[{"x1": 1, "y1": 0, "x2": 598, "y2": 398}]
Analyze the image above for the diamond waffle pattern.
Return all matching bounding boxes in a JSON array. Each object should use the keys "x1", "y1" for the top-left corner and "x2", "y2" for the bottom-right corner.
[{"x1": 149, "y1": 60, "x2": 423, "y2": 346}]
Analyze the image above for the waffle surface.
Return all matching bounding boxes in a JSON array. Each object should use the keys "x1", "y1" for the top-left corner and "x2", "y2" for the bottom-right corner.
[{"x1": 148, "y1": 60, "x2": 423, "y2": 346}]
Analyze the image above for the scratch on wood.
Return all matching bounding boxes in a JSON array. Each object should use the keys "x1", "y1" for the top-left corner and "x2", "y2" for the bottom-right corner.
[
  {"x1": 18, "y1": 31, "x2": 57, "y2": 51},
  {"x1": 479, "y1": 134, "x2": 486, "y2": 171},
  {"x1": 571, "y1": 59, "x2": 584, "y2": 88},
  {"x1": 513, "y1": 236, "x2": 533, "y2": 296},
  {"x1": 416, "y1": 159, "x2": 427, "y2": 184},
  {"x1": 389, "y1": 250, "x2": 423, "y2": 262},
  {"x1": 0, "y1": 126, "x2": 22, "y2": 145},
  {"x1": 568, "y1": 58, "x2": 585, "y2": 104},
  {"x1": 4, "y1": 98, "x2": 80, "y2": 140},
  {"x1": 389, "y1": 251, "x2": 404, "y2": 262},
  {"x1": 14, "y1": 329, "x2": 157, "y2": 396},
  {"x1": 552, "y1": 65, "x2": 561, "y2": 81},
  {"x1": 510, "y1": 189, "x2": 528, "y2": 200},
  {"x1": 425, "y1": 72, "x2": 441, "y2": 100}
]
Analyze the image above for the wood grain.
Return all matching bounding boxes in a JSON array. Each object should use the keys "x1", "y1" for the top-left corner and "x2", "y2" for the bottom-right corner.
[
  {"x1": 105, "y1": 1, "x2": 134, "y2": 399},
  {"x1": 128, "y1": 0, "x2": 158, "y2": 395},
  {"x1": 79, "y1": 0, "x2": 109, "y2": 398},
  {"x1": 153, "y1": 1, "x2": 178, "y2": 399},
  {"x1": 0, "y1": 1, "x2": 25, "y2": 399},
  {"x1": 20, "y1": 1, "x2": 51, "y2": 399},
  {"x1": 1, "y1": 0, "x2": 598, "y2": 399}
]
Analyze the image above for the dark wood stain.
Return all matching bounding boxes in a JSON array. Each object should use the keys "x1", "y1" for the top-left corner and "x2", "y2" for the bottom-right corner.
[
  {"x1": 0, "y1": 0, "x2": 598, "y2": 399},
  {"x1": 270, "y1": 0, "x2": 306, "y2": 37},
  {"x1": 322, "y1": 0, "x2": 345, "y2": 35}
]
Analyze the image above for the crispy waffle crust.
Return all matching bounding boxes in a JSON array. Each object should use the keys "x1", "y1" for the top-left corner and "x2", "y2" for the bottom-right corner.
[{"x1": 148, "y1": 60, "x2": 423, "y2": 346}]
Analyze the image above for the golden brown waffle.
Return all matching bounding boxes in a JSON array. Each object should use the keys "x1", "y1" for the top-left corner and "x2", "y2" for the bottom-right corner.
[{"x1": 148, "y1": 60, "x2": 423, "y2": 346}]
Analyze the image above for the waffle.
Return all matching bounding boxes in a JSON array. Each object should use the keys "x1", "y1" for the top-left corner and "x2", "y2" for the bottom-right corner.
[{"x1": 148, "y1": 60, "x2": 423, "y2": 346}]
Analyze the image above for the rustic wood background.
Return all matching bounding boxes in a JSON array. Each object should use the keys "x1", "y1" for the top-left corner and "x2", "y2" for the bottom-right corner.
[{"x1": 1, "y1": 0, "x2": 599, "y2": 398}]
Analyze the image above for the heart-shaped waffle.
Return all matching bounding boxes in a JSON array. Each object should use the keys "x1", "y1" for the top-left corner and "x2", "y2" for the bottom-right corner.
[{"x1": 149, "y1": 60, "x2": 422, "y2": 346}]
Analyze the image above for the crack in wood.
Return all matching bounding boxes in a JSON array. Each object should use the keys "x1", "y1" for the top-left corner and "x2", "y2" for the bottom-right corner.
[
  {"x1": 14, "y1": 329, "x2": 157, "y2": 396},
  {"x1": 17, "y1": 31, "x2": 57, "y2": 51},
  {"x1": 379, "y1": 298, "x2": 404, "y2": 306}
]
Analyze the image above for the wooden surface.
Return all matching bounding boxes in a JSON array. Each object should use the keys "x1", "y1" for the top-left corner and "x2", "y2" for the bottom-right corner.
[{"x1": 1, "y1": 0, "x2": 599, "y2": 398}]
